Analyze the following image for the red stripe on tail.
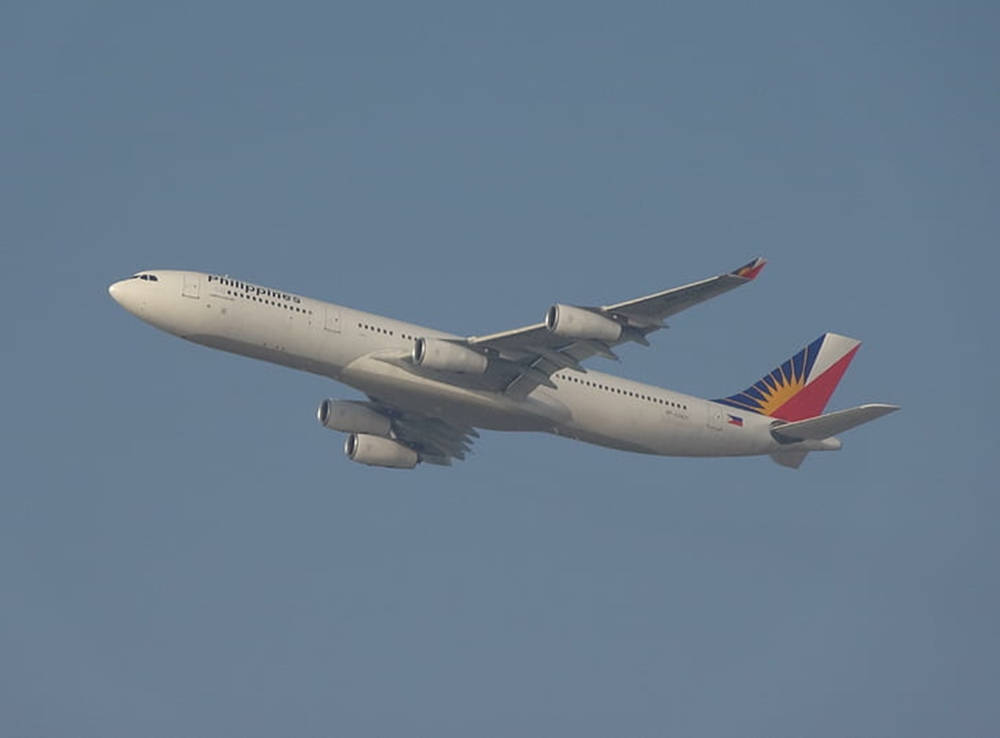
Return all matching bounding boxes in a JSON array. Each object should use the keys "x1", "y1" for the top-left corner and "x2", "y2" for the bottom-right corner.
[{"x1": 771, "y1": 345, "x2": 860, "y2": 421}]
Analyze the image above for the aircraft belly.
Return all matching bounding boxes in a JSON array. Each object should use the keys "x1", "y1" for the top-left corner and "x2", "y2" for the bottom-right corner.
[
  {"x1": 560, "y1": 403, "x2": 672, "y2": 454},
  {"x1": 549, "y1": 387, "x2": 776, "y2": 458},
  {"x1": 181, "y1": 300, "x2": 352, "y2": 379},
  {"x1": 339, "y1": 355, "x2": 562, "y2": 431}
]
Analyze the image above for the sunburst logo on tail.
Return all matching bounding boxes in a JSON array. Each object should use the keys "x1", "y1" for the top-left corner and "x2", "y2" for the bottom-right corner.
[{"x1": 715, "y1": 334, "x2": 860, "y2": 422}]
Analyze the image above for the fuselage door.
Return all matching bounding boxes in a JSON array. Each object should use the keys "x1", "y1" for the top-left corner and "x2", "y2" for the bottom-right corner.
[
  {"x1": 324, "y1": 306, "x2": 341, "y2": 333},
  {"x1": 706, "y1": 402, "x2": 724, "y2": 431},
  {"x1": 182, "y1": 273, "x2": 200, "y2": 299}
]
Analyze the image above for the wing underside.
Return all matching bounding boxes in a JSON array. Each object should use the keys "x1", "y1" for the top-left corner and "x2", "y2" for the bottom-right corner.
[{"x1": 366, "y1": 398, "x2": 479, "y2": 465}]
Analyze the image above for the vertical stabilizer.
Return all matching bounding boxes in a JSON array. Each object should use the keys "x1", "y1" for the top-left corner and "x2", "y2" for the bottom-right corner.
[{"x1": 715, "y1": 333, "x2": 861, "y2": 422}]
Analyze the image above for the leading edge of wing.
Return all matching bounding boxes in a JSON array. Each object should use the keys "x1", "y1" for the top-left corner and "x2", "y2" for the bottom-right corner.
[
  {"x1": 462, "y1": 257, "x2": 766, "y2": 397},
  {"x1": 469, "y1": 257, "x2": 766, "y2": 347},
  {"x1": 601, "y1": 256, "x2": 766, "y2": 323}
]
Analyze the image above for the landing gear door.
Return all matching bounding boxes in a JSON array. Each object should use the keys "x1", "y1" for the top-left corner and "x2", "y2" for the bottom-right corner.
[
  {"x1": 324, "y1": 307, "x2": 341, "y2": 333},
  {"x1": 182, "y1": 273, "x2": 200, "y2": 299},
  {"x1": 706, "y1": 402, "x2": 724, "y2": 431}
]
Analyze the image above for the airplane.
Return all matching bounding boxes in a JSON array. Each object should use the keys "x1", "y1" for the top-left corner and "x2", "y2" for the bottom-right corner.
[{"x1": 108, "y1": 258, "x2": 898, "y2": 469}]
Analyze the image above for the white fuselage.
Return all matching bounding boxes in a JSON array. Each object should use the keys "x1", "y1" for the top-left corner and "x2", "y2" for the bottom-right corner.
[{"x1": 109, "y1": 270, "x2": 824, "y2": 460}]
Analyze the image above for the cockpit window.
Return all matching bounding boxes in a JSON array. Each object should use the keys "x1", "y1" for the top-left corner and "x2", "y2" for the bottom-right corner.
[{"x1": 131, "y1": 273, "x2": 159, "y2": 282}]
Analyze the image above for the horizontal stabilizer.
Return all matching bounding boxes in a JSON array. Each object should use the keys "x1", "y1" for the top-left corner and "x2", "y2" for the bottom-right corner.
[
  {"x1": 771, "y1": 403, "x2": 900, "y2": 443},
  {"x1": 770, "y1": 450, "x2": 810, "y2": 469}
]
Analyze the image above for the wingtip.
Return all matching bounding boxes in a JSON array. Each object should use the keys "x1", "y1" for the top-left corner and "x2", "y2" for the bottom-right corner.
[
  {"x1": 867, "y1": 403, "x2": 901, "y2": 413},
  {"x1": 731, "y1": 257, "x2": 767, "y2": 280}
]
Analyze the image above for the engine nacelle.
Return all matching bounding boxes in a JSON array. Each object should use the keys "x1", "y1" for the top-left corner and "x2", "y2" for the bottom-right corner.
[
  {"x1": 317, "y1": 399, "x2": 391, "y2": 437},
  {"x1": 545, "y1": 304, "x2": 622, "y2": 342},
  {"x1": 345, "y1": 433, "x2": 418, "y2": 469},
  {"x1": 412, "y1": 337, "x2": 488, "y2": 374}
]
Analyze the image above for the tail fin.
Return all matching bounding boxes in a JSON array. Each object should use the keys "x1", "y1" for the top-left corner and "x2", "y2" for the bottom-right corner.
[{"x1": 715, "y1": 333, "x2": 861, "y2": 422}]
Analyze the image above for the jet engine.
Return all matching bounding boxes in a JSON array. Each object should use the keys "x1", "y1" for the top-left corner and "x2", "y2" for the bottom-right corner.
[
  {"x1": 345, "y1": 433, "x2": 418, "y2": 469},
  {"x1": 412, "y1": 337, "x2": 488, "y2": 374},
  {"x1": 317, "y1": 399, "x2": 392, "y2": 437},
  {"x1": 545, "y1": 304, "x2": 622, "y2": 342}
]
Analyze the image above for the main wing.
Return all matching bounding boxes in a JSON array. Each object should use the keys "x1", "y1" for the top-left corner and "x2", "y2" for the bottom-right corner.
[
  {"x1": 365, "y1": 397, "x2": 479, "y2": 466},
  {"x1": 464, "y1": 257, "x2": 766, "y2": 397}
]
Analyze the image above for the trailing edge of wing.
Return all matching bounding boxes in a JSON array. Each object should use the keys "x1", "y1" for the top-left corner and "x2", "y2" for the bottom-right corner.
[{"x1": 364, "y1": 398, "x2": 479, "y2": 464}]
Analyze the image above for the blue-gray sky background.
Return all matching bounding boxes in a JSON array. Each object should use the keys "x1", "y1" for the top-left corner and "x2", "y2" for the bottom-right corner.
[{"x1": 3, "y1": 2, "x2": 998, "y2": 735}]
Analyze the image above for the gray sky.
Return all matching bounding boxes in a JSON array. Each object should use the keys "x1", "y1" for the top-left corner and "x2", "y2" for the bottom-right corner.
[{"x1": 3, "y1": 2, "x2": 998, "y2": 735}]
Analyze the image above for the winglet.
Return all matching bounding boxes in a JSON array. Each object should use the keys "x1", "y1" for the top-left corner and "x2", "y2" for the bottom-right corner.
[{"x1": 731, "y1": 257, "x2": 767, "y2": 281}]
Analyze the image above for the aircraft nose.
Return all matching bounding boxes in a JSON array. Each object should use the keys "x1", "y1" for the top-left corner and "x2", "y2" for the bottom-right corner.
[
  {"x1": 108, "y1": 278, "x2": 141, "y2": 314},
  {"x1": 108, "y1": 280, "x2": 123, "y2": 303}
]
